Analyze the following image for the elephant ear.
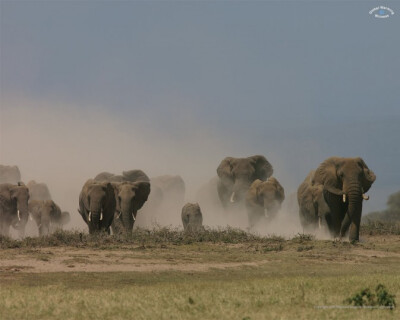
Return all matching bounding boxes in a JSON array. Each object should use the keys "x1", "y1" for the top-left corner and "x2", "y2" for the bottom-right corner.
[
  {"x1": 217, "y1": 157, "x2": 234, "y2": 183},
  {"x1": 110, "y1": 183, "x2": 121, "y2": 211},
  {"x1": 102, "y1": 182, "x2": 116, "y2": 211},
  {"x1": 314, "y1": 157, "x2": 344, "y2": 196},
  {"x1": 358, "y1": 158, "x2": 376, "y2": 193},
  {"x1": 133, "y1": 181, "x2": 151, "y2": 210},
  {"x1": 272, "y1": 178, "x2": 285, "y2": 202},
  {"x1": 246, "y1": 179, "x2": 263, "y2": 205},
  {"x1": 50, "y1": 201, "x2": 62, "y2": 221},
  {"x1": 248, "y1": 155, "x2": 273, "y2": 181}
]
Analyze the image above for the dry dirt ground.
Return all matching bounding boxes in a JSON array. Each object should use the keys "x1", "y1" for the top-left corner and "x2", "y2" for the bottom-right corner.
[{"x1": 0, "y1": 235, "x2": 399, "y2": 273}]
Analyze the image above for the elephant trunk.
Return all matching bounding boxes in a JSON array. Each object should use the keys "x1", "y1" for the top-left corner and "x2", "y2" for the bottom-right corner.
[
  {"x1": 342, "y1": 183, "x2": 363, "y2": 241},
  {"x1": 120, "y1": 202, "x2": 135, "y2": 234},
  {"x1": 88, "y1": 211, "x2": 101, "y2": 233}
]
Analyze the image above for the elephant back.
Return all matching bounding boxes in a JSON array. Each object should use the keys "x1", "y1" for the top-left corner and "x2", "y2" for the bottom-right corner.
[{"x1": 0, "y1": 165, "x2": 21, "y2": 184}]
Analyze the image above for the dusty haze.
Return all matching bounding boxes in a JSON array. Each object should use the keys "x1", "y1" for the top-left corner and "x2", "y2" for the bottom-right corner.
[{"x1": 0, "y1": 98, "x2": 308, "y2": 238}]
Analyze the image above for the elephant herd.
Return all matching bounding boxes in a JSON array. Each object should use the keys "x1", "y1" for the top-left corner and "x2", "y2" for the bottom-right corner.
[
  {"x1": 0, "y1": 166, "x2": 70, "y2": 237},
  {"x1": 0, "y1": 155, "x2": 376, "y2": 242}
]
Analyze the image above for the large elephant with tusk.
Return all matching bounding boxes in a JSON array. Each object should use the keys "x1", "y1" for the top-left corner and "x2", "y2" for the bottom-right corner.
[
  {"x1": 297, "y1": 170, "x2": 330, "y2": 232},
  {"x1": 245, "y1": 177, "x2": 285, "y2": 228},
  {"x1": 94, "y1": 170, "x2": 151, "y2": 234},
  {"x1": 0, "y1": 182, "x2": 30, "y2": 237},
  {"x1": 216, "y1": 155, "x2": 273, "y2": 208},
  {"x1": 78, "y1": 179, "x2": 116, "y2": 234},
  {"x1": 112, "y1": 181, "x2": 150, "y2": 234},
  {"x1": 311, "y1": 157, "x2": 376, "y2": 241}
]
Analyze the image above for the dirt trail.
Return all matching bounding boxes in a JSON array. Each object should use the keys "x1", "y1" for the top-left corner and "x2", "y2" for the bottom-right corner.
[{"x1": 0, "y1": 247, "x2": 266, "y2": 273}]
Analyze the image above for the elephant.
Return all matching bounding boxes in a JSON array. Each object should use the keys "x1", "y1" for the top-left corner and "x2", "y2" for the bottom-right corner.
[
  {"x1": 28, "y1": 199, "x2": 67, "y2": 236},
  {"x1": 78, "y1": 179, "x2": 116, "y2": 234},
  {"x1": 112, "y1": 181, "x2": 151, "y2": 234},
  {"x1": 0, "y1": 165, "x2": 21, "y2": 184},
  {"x1": 151, "y1": 175, "x2": 185, "y2": 203},
  {"x1": 93, "y1": 170, "x2": 151, "y2": 233},
  {"x1": 137, "y1": 175, "x2": 185, "y2": 227},
  {"x1": 245, "y1": 177, "x2": 285, "y2": 228},
  {"x1": 181, "y1": 203, "x2": 203, "y2": 232},
  {"x1": 297, "y1": 170, "x2": 330, "y2": 232},
  {"x1": 312, "y1": 157, "x2": 376, "y2": 241},
  {"x1": 27, "y1": 180, "x2": 52, "y2": 200},
  {"x1": 217, "y1": 155, "x2": 273, "y2": 207},
  {"x1": 0, "y1": 182, "x2": 30, "y2": 237}
]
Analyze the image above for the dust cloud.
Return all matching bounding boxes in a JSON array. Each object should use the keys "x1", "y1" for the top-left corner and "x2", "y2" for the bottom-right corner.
[{"x1": 1, "y1": 97, "x2": 322, "y2": 238}]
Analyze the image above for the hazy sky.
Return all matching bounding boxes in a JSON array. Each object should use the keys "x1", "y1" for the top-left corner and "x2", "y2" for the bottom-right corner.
[{"x1": 1, "y1": 0, "x2": 399, "y2": 215}]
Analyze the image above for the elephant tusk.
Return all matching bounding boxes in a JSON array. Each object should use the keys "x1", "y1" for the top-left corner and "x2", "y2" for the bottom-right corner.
[
  {"x1": 342, "y1": 194, "x2": 346, "y2": 203},
  {"x1": 362, "y1": 194, "x2": 369, "y2": 200},
  {"x1": 100, "y1": 211, "x2": 103, "y2": 221},
  {"x1": 17, "y1": 210, "x2": 21, "y2": 221},
  {"x1": 230, "y1": 192, "x2": 236, "y2": 203},
  {"x1": 88, "y1": 211, "x2": 92, "y2": 222},
  {"x1": 318, "y1": 217, "x2": 322, "y2": 229},
  {"x1": 117, "y1": 211, "x2": 122, "y2": 219},
  {"x1": 29, "y1": 214, "x2": 33, "y2": 221},
  {"x1": 132, "y1": 212, "x2": 136, "y2": 221}
]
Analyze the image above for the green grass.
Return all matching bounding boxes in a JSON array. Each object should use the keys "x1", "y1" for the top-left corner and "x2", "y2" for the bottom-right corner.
[
  {"x1": 1, "y1": 270, "x2": 399, "y2": 319},
  {"x1": 0, "y1": 226, "x2": 399, "y2": 319}
]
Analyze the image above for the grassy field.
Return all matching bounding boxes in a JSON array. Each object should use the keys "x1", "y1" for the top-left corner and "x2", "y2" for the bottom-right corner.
[{"x1": 0, "y1": 227, "x2": 399, "y2": 320}]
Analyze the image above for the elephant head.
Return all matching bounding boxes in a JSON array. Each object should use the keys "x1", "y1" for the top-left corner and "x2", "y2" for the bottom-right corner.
[
  {"x1": 313, "y1": 157, "x2": 376, "y2": 241},
  {"x1": 29, "y1": 200, "x2": 62, "y2": 236},
  {"x1": 4, "y1": 182, "x2": 30, "y2": 237},
  {"x1": 114, "y1": 181, "x2": 150, "y2": 233},
  {"x1": 217, "y1": 155, "x2": 273, "y2": 205},
  {"x1": 79, "y1": 180, "x2": 116, "y2": 233},
  {"x1": 181, "y1": 203, "x2": 203, "y2": 232},
  {"x1": 246, "y1": 178, "x2": 284, "y2": 227},
  {"x1": 251, "y1": 178, "x2": 285, "y2": 218}
]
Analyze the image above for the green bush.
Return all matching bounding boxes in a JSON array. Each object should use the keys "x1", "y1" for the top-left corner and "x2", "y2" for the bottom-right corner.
[{"x1": 345, "y1": 284, "x2": 396, "y2": 309}]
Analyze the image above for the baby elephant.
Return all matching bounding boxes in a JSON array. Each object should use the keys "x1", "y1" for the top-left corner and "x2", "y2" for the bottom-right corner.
[
  {"x1": 297, "y1": 170, "x2": 330, "y2": 232},
  {"x1": 29, "y1": 200, "x2": 69, "y2": 236},
  {"x1": 181, "y1": 203, "x2": 203, "y2": 232},
  {"x1": 245, "y1": 177, "x2": 285, "y2": 228}
]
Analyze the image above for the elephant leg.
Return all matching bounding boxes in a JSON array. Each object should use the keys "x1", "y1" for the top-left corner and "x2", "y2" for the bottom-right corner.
[
  {"x1": 348, "y1": 216, "x2": 361, "y2": 242},
  {"x1": 1, "y1": 223, "x2": 10, "y2": 237},
  {"x1": 340, "y1": 212, "x2": 351, "y2": 238}
]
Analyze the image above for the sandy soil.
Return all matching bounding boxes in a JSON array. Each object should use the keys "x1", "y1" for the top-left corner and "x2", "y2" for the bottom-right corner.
[{"x1": 0, "y1": 247, "x2": 267, "y2": 273}]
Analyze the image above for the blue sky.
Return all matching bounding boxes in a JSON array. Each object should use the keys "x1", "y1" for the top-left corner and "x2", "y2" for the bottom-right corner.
[{"x1": 1, "y1": 1, "x2": 399, "y2": 213}]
